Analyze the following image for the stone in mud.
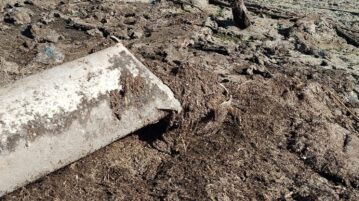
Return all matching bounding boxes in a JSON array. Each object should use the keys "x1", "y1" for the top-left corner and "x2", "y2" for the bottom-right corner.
[
  {"x1": 4, "y1": 7, "x2": 33, "y2": 25},
  {"x1": 32, "y1": 0, "x2": 58, "y2": 10},
  {"x1": 191, "y1": 0, "x2": 208, "y2": 9},
  {"x1": 204, "y1": 17, "x2": 218, "y2": 30},
  {"x1": 28, "y1": 24, "x2": 62, "y2": 43},
  {"x1": 128, "y1": 28, "x2": 144, "y2": 39},
  {"x1": 87, "y1": 28, "x2": 104, "y2": 37},
  {"x1": 0, "y1": 57, "x2": 19, "y2": 74},
  {"x1": 36, "y1": 43, "x2": 65, "y2": 64}
]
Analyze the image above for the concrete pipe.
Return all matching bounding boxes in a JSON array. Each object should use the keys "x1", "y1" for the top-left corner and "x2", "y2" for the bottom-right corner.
[{"x1": 0, "y1": 43, "x2": 181, "y2": 197}]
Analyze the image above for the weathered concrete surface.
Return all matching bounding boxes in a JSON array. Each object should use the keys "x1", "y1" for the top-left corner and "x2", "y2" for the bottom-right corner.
[{"x1": 0, "y1": 43, "x2": 181, "y2": 197}]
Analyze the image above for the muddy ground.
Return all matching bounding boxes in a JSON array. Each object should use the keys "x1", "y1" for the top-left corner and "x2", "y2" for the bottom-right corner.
[{"x1": 1, "y1": 0, "x2": 359, "y2": 200}]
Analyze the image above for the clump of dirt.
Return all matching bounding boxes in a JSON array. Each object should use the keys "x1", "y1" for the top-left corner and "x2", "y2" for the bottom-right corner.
[{"x1": 1, "y1": 0, "x2": 359, "y2": 200}]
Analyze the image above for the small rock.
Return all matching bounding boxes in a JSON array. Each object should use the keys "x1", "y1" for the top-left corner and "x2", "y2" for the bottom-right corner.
[
  {"x1": 26, "y1": 24, "x2": 62, "y2": 43},
  {"x1": 204, "y1": 17, "x2": 218, "y2": 30},
  {"x1": 4, "y1": 7, "x2": 33, "y2": 25},
  {"x1": 114, "y1": 29, "x2": 130, "y2": 40},
  {"x1": 333, "y1": 109, "x2": 342, "y2": 116},
  {"x1": 0, "y1": 2, "x2": 6, "y2": 12},
  {"x1": 40, "y1": 16, "x2": 53, "y2": 24},
  {"x1": 23, "y1": 39, "x2": 36, "y2": 50},
  {"x1": 0, "y1": 24, "x2": 11, "y2": 31},
  {"x1": 39, "y1": 11, "x2": 59, "y2": 24},
  {"x1": 346, "y1": 91, "x2": 359, "y2": 105},
  {"x1": 32, "y1": 0, "x2": 57, "y2": 10},
  {"x1": 191, "y1": 0, "x2": 208, "y2": 9},
  {"x1": 252, "y1": 54, "x2": 264, "y2": 65},
  {"x1": 245, "y1": 65, "x2": 255, "y2": 75},
  {"x1": 296, "y1": 17, "x2": 316, "y2": 35},
  {"x1": 242, "y1": 65, "x2": 272, "y2": 78},
  {"x1": 128, "y1": 28, "x2": 144, "y2": 39},
  {"x1": 87, "y1": 28, "x2": 103, "y2": 37},
  {"x1": 123, "y1": 17, "x2": 136, "y2": 25},
  {"x1": 320, "y1": 60, "x2": 329, "y2": 66},
  {"x1": 36, "y1": 43, "x2": 65, "y2": 65},
  {"x1": 69, "y1": 17, "x2": 97, "y2": 31},
  {"x1": 0, "y1": 57, "x2": 19, "y2": 74}
]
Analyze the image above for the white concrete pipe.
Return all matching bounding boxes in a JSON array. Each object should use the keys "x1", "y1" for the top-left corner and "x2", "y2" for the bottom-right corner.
[{"x1": 0, "y1": 43, "x2": 181, "y2": 197}]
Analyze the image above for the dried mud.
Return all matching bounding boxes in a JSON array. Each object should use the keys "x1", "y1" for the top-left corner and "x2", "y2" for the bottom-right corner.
[{"x1": 1, "y1": 0, "x2": 359, "y2": 200}]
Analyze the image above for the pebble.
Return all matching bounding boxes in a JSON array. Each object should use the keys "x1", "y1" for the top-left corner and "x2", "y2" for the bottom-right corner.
[
  {"x1": 191, "y1": 0, "x2": 209, "y2": 9},
  {"x1": 28, "y1": 24, "x2": 62, "y2": 43},
  {"x1": 36, "y1": 43, "x2": 65, "y2": 65},
  {"x1": 204, "y1": 17, "x2": 218, "y2": 30},
  {"x1": 87, "y1": 28, "x2": 103, "y2": 37},
  {"x1": 4, "y1": 7, "x2": 33, "y2": 25},
  {"x1": 0, "y1": 57, "x2": 19, "y2": 74},
  {"x1": 128, "y1": 28, "x2": 144, "y2": 39}
]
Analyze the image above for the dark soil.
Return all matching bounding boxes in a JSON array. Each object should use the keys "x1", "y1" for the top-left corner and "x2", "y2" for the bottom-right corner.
[{"x1": 1, "y1": 0, "x2": 359, "y2": 200}]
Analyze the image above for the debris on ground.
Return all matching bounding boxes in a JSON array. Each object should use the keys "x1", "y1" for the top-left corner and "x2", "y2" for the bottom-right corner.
[
  {"x1": 36, "y1": 43, "x2": 64, "y2": 64},
  {"x1": 0, "y1": 0, "x2": 359, "y2": 200}
]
